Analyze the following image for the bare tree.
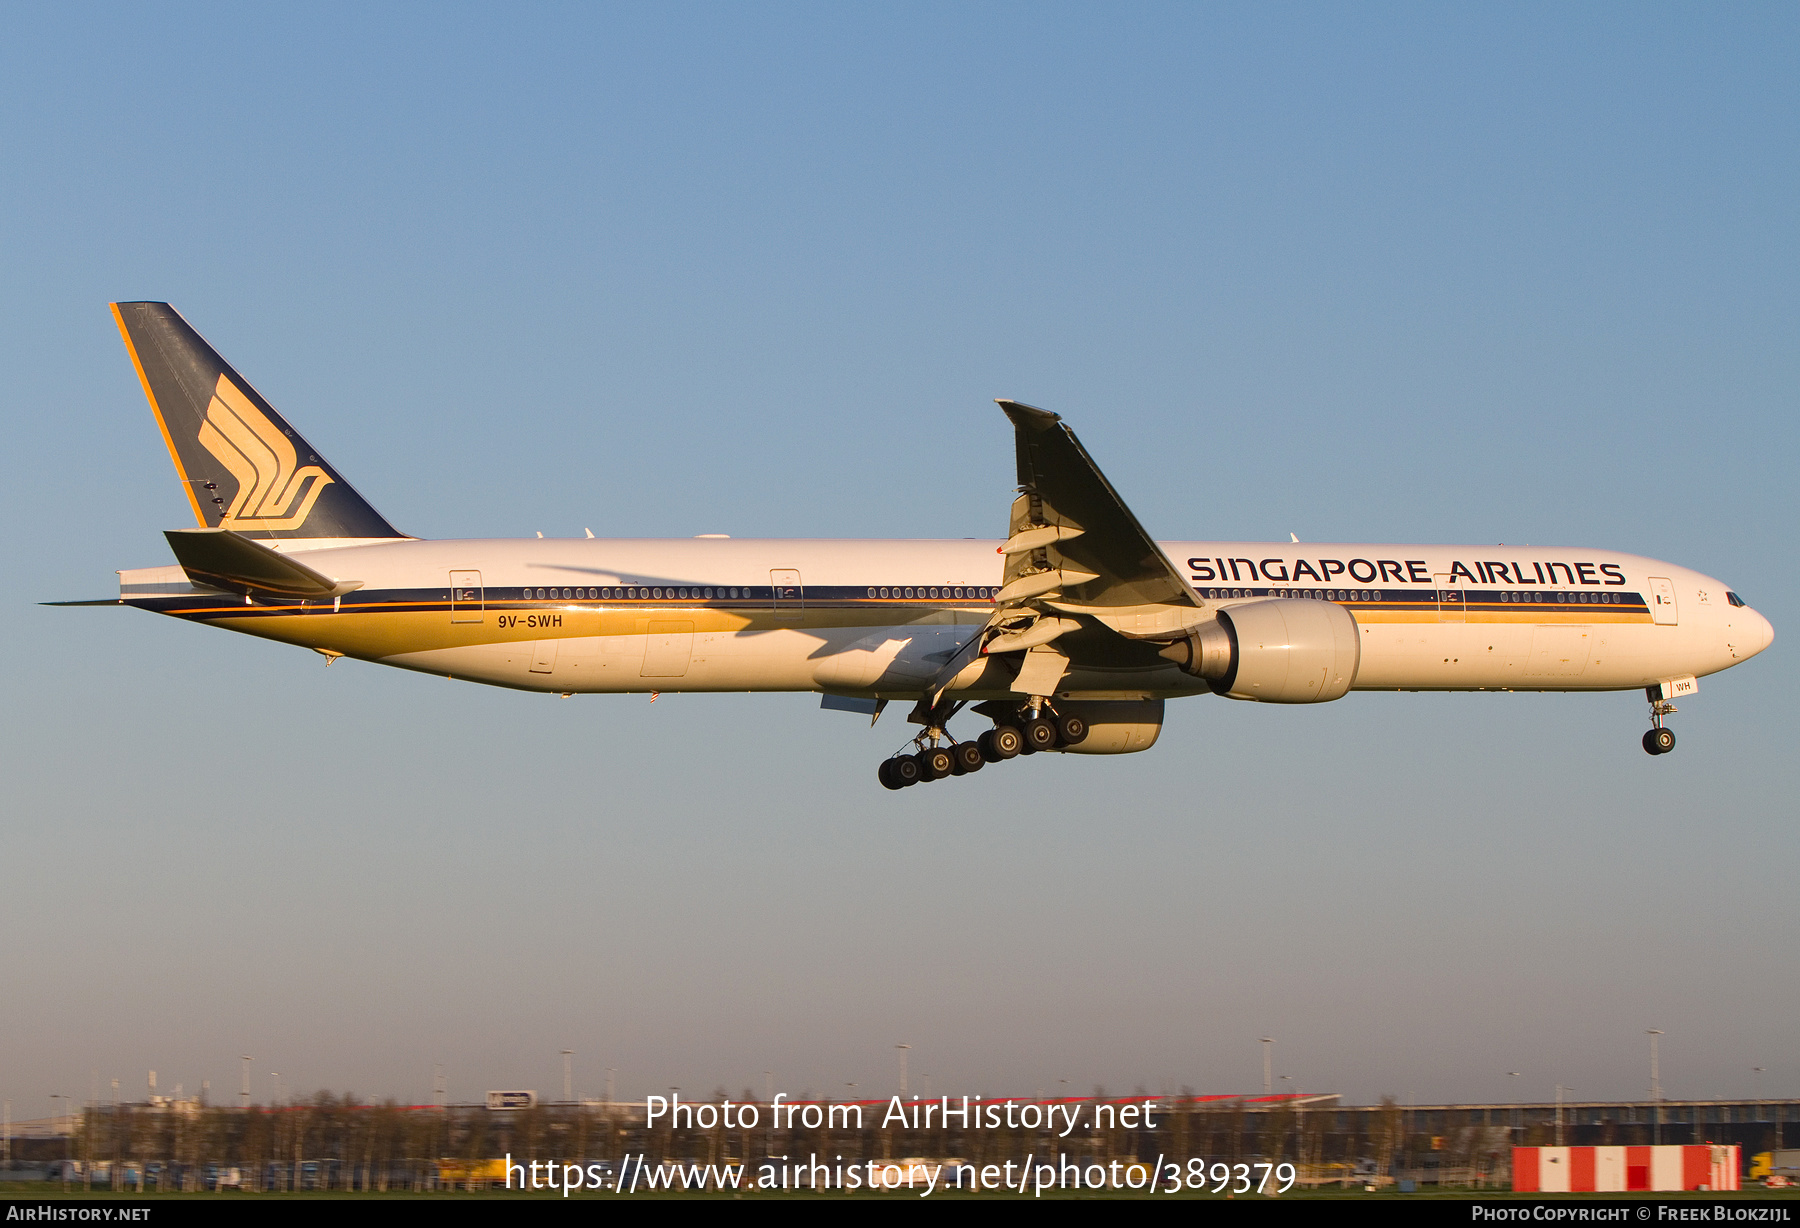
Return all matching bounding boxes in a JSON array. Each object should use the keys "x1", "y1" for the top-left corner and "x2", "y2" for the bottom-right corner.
[{"x1": 1372, "y1": 1096, "x2": 1403, "y2": 1188}]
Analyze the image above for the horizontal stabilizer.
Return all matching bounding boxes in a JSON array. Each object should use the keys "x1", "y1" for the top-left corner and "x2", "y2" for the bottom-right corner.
[{"x1": 164, "y1": 528, "x2": 363, "y2": 601}]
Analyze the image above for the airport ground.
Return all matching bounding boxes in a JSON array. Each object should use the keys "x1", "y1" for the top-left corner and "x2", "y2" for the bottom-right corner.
[
  {"x1": 2, "y1": 1181, "x2": 1799, "y2": 1202},
  {"x1": 4, "y1": 1094, "x2": 1794, "y2": 1197}
]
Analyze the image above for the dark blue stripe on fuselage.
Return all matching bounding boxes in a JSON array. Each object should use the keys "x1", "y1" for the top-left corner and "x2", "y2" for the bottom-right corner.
[{"x1": 130, "y1": 582, "x2": 1650, "y2": 619}]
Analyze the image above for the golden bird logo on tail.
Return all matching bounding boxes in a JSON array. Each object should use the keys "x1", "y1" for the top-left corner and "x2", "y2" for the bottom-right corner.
[{"x1": 197, "y1": 374, "x2": 334, "y2": 530}]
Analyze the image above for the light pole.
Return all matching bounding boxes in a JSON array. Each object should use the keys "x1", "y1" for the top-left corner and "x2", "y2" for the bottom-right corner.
[
  {"x1": 240, "y1": 1056, "x2": 253, "y2": 1108},
  {"x1": 562, "y1": 1050, "x2": 574, "y2": 1103},
  {"x1": 1261, "y1": 1038, "x2": 1275, "y2": 1096},
  {"x1": 1647, "y1": 1030, "x2": 1664, "y2": 1145},
  {"x1": 51, "y1": 1095, "x2": 73, "y2": 1184},
  {"x1": 50, "y1": 1098, "x2": 67, "y2": 1187},
  {"x1": 1554, "y1": 1086, "x2": 1571, "y2": 1147},
  {"x1": 271, "y1": 1073, "x2": 282, "y2": 1108},
  {"x1": 896, "y1": 1045, "x2": 910, "y2": 1095}
]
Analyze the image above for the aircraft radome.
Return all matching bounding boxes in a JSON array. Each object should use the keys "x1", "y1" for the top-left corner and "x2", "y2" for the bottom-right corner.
[{"x1": 57, "y1": 303, "x2": 1775, "y2": 789}]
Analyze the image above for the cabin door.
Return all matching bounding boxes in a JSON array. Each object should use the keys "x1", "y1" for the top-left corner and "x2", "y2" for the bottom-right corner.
[
  {"x1": 450, "y1": 570, "x2": 484, "y2": 623},
  {"x1": 1648, "y1": 577, "x2": 1679, "y2": 626},
  {"x1": 770, "y1": 569, "x2": 803, "y2": 621},
  {"x1": 1433, "y1": 573, "x2": 1466, "y2": 622}
]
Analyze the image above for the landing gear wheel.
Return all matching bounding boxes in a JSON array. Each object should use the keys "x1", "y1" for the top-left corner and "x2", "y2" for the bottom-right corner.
[
  {"x1": 982, "y1": 726, "x2": 1022, "y2": 761},
  {"x1": 1022, "y1": 718, "x2": 1060, "y2": 753},
  {"x1": 878, "y1": 759, "x2": 906, "y2": 790},
  {"x1": 1643, "y1": 727, "x2": 1675, "y2": 755},
  {"x1": 953, "y1": 742, "x2": 985, "y2": 774},
  {"x1": 1055, "y1": 714, "x2": 1088, "y2": 746},
  {"x1": 918, "y1": 746, "x2": 955, "y2": 780},
  {"x1": 890, "y1": 756, "x2": 922, "y2": 787}
]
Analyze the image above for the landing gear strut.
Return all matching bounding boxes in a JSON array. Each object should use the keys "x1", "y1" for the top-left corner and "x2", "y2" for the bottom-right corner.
[{"x1": 1643, "y1": 687, "x2": 1677, "y2": 756}]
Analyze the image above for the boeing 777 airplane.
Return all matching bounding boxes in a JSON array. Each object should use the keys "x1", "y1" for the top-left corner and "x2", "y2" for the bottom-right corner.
[{"x1": 68, "y1": 303, "x2": 1774, "y2": 789}]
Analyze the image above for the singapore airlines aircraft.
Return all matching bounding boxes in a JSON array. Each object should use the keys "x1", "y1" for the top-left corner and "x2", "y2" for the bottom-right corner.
[{"x1": 71, "y1": 303, "x2": 1774, "y2": 789}]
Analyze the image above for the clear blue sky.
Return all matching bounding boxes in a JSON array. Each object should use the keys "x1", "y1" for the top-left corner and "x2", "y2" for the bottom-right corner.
[{"x1": 2, "y1": 3, "x2": 1794, "y2": 1112}]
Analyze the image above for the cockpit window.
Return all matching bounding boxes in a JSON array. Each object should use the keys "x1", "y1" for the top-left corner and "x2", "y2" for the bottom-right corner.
[{"x1": 1726, "y1": 591, "x2": 1746, "y2": 607}]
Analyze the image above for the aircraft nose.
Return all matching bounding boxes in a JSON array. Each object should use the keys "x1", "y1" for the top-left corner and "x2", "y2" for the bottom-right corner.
[{"x1": 1746, "y1": 608, "x2": 1775, "y2": 658}]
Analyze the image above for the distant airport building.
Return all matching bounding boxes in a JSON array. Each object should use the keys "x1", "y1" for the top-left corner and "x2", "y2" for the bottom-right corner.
[{"x1": 6, "y1": 1093, "x2": 1793, "y2": 1190}]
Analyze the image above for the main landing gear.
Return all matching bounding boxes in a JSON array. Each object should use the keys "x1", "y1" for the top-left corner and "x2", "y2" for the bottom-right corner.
[
  {"x1": 877, "y1": 703, "x2": 1088, "y2": 789},
  {"x1": 1643, "y1": 688, "x2": 1678, "y2": 756}
]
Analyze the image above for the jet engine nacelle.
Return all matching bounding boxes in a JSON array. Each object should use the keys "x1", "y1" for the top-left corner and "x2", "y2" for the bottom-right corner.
[
  {"x1": 1043, "y1": 699, "x2": 1164, "y2": 754},
  {"x1": 1159, "y1": 598, "x2": 1360, "y2": 703}
]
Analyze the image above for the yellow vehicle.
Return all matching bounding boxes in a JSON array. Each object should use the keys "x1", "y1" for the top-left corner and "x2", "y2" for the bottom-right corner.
[
  {"x1": 437, "y1": 1158, "x2": 512, "y2": 1187},
  {"x1": 1751, "y1": 1151, "x2": 1800, "y2": 1185}
]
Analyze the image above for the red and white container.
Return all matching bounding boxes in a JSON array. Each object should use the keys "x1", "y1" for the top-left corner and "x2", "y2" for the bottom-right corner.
[{"x1": 1513, "y1": 1145, "x2": 1739, "y2": 1192}]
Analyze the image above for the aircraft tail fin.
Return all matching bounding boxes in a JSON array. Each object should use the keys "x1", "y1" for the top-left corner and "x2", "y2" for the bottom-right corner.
[{"x1": 111, "y1": 302, "x2": 404, "y2": 541}]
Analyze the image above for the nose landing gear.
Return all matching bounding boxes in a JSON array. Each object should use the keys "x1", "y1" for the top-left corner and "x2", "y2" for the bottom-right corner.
[{"x1": 1643, "y1": 687, "x2": 1678, "y2": 755}]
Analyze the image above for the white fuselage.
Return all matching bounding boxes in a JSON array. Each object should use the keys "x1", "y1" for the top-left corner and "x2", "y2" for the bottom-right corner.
[{"x1": 118, "y1": 537, "x2": 1772, "y2": 701}]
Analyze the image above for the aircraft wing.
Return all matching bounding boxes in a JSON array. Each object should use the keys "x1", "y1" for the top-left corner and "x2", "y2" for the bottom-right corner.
[
  {"x1": 997, "y1": 400, "x2": 1202, "y2": 614},
  {"x1": 926, "y1": 401, "x2": 1213, "y2": 706}
]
